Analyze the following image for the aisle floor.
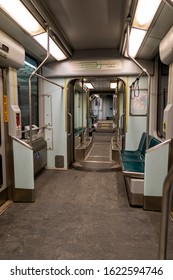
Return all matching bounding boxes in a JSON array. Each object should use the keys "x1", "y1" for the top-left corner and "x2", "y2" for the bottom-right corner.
[{"x1": 0, "y1": 169, "x2": 173, "y2": 259}]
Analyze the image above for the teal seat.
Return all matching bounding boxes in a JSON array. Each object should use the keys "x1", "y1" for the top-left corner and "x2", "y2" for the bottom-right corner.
[
  {"x1": 120, "y1": 134, "x2": 154, "y2": 163},
  {"x1": 121, "y1": 161, "x2": 144, "y2": 173},
  {"x1": 120, "y1": 135, "x2": 161, "y2": 179},
  {"x1": 149, "y1": 137, "x2": 161, "y2": 148},
  {"x1": 120, "y1": 132, "x2": 152, "y2": 162},
  {"x1": 121, "y1": 132, "x2": 146, "y2": 156},
  {"x1": 120, "y1": 153, "x2": 144, "y2": 163},
  {"x1": 74, "y1": 127, "x2": 85, "y2": 136}
]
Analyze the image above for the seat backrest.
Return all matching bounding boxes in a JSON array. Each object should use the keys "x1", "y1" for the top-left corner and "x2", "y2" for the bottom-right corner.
[
  {"x1": 138, "y1": 132, "x2": 146, "y2": 152},
  {"x1": 149, "y1": 137, "x2": 161, "y2": 148},
  {"x1": 140, "y1": 134, "x2": 154, "y2": 156}
]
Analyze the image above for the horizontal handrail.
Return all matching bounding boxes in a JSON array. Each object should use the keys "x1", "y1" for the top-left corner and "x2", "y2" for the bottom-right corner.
[
  {"x1": 146, "y1": 139, "x2": 171, "y2": 154},
  {"x1": 12, "y1": 136, "x2": 33, "y2": 150},
  {"x1": 35, "y1": 73, "x2": 64, "y2": 89},
  {"x1": 21, "y1": 126, "x2": 46, "y2": 134}
]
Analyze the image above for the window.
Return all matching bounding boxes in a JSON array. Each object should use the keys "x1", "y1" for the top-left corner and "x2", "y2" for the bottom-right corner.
[
  {"x1": 130, "y1": 89, "x2": 147, "y2": 116},
  {"x1": 17, "y1": 55, "x2": 38, "y2": 133}
]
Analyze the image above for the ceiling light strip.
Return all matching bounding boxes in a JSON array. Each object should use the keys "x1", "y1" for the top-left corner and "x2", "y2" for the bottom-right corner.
[
  {"x1": 133, "y1": 0, "x2": 162, "y2": 30},
  {"x1": 33, "y1": 33, "x2": 67, "y2": 61},
  {"x1": 128, "y1": 0, "x2": 162, "y2": 58},
  {"x1": 0, "y1": 0, "x2": 67, "y2": 61},
  {"x1": 0, "y1": 0, "x2": 44, "y2": 35}
]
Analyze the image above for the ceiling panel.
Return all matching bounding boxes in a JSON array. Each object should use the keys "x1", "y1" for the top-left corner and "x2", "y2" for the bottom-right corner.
[
  {"x1": 149, "y1": 4, "x2": 173, "y2": 40},
  {"x1": 1, "y1": 0, "x2": 173, "y2": 92},
  {"x1": 1, "y1": 0, "x2": 173, "y2": 64},
  {"x1": 40, "y1": 0, "x2": 126, "y2": 49},
  {"x1": 0, "y1": 10, "x2": 54, "y2": 62},
  {"x1": 138, "y1": 37, "x2": 161, "y2": 60},
  {"x1": 138, "y1": 3, "x2": 173, "y2": 60}
]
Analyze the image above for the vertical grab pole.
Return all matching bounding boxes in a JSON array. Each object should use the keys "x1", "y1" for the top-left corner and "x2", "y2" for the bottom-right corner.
[
  {"x1": 28, "y1": 27, "x2": 50, "y2": 146},
  {"x1": 126, "y1": 23, "x2": 151, "y2": 149},
  {"x1": 146, "y1": 72, "x2": 151, "y2": 149},
  {"x1": 159, "y1": 163, "x2": 173, "y2": 259}
]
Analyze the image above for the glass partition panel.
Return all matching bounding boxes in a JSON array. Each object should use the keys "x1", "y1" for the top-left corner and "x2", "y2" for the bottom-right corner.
[
  {"x1": 74, "y1": 80, "x2": 88, "y2": 139},
  {"x1": 17, "y1": 55, "x2": 38, "y2": 134}
]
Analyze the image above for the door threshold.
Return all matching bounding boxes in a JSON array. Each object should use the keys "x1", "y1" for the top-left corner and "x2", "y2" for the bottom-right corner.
[{"x1": 0, "y1": 200, "x2": 13, "y2": 215}]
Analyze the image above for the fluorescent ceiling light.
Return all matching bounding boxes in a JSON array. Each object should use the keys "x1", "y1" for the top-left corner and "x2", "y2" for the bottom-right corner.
[
  {"x1": 126, "y1": 0, "x2": 161, "y2": 58},
  {"x1": 33, "y1": 33, "x2": 67, "y2": 61},
  {"x1": 110, "y1": 82, "x2": 117, "y2": 89},
  {"x1": 0, "y1": 0, "x2": 67, "y2": 61},
  {"x1": 133, "y1": 0, "x2": 162, "y2": 30},
  {"x1": 0, "y1": 0, "x2": 44, "y2": 36},
  {"x1": 84, "y1": 83, "x2": 94, "y2": 89},
  {"x1": 128, "y1": 28, "x2": 147, "y2": 58}
]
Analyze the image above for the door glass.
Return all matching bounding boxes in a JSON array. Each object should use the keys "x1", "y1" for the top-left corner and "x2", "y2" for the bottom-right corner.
[
  {"x1": 74, "y1": 80, "x2": 88, "y2": 142},
  {"x1": 17, "y1": 55, "x2": 38, "y2": 135}
]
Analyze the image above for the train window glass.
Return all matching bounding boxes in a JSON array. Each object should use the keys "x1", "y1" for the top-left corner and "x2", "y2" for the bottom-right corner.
[
  {"x1": 157, "y1": 60, "x2": 169, "y2": 138},
  {"x1": 17, "y1": 55, "x2": 38, "y2": 134}
]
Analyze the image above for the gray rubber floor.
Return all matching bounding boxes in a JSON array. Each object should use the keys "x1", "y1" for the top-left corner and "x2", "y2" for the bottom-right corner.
[{"x1": 0, "y1": 168, "x2": 173, "y2": 260}]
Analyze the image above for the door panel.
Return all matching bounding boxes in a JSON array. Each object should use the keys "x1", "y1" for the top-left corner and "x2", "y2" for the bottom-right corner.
[
  {"x1": 0, "y1": 68, "x2": 7, "y2": 205},
  {"x1": 117, "y1": 79, "x2": 126, "y2": 150},
  {"x1": 0, "y1": 68, "x2": 14, "y2": 206},
  {"x1": 67, "y1": 80, "x2": 75, "y2": 167}
]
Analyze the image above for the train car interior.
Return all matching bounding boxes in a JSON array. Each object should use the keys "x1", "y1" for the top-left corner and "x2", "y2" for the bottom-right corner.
[{"x1": 0, "y1": 0, "x2": 173, "y2": 259}]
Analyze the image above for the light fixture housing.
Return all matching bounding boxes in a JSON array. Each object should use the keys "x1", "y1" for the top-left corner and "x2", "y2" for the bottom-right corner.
[
  {"x1": 128, "y1": 28, "x2": 147, "y2": 58},
  {"x1": 0, "y1": 0, "x2": 44, "y2": 36},
  {"x1": 133, "y1": 0, "x2": 162, "y2": 30},
  {"x1": 127, "y1": 0, "x2": 162, "y2": 58},
  {"x1": 0, "y1": 0, "x2": 67, "y2": 61},
  {"x1": 33, "y1": 33, "x2": 67, "y2": 61}
]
